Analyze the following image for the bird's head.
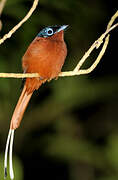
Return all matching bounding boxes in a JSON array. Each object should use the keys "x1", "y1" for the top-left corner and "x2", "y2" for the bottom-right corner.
[{"x1": 37, "y1": 25, "x2": 68, "y2": 40}]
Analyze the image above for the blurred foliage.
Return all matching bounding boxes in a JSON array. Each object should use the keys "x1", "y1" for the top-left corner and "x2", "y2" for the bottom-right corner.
[
  {"x1": 0, "y1": 0, "x2": 118, "y2": 180},
  {"x1": 0, "y1": 153, "x2": 23, "y2": 179}
]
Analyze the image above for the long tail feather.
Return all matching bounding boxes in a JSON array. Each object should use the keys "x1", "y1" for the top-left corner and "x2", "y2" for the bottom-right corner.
[
  {"x1": 9, "y1": 130, "x2": 14, "y2": 179},
  {"x1": 4, "y1": 85, "x2": 33, "y2": 179},
  {"x1": 4, "y1": 129, "x2": 12, "y2": 178},
  {"x1": 4, "y1": 129, "x2": 14, "y2": 179}
]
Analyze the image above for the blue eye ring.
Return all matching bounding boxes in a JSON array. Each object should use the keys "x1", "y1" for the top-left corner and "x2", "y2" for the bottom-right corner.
[{"x1": 46, "y1": 28, "x2": 53, "y2": 36}]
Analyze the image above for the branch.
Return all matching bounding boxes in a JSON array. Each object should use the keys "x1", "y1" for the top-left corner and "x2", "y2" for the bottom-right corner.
[
  {"x1": 72, "y1": 23, "x2": 118, "y2": 74},
  {"x1": 0, "y1": 0, "x2": 39, "y2": 45},
  {"x1": 60, "y1": 11, "x2": 118, "y2": 77},
  {"x1": 0, "y1": 10, "x2": 118, "y2": 79},
  {"x1": 0, "y1": 73, "x2": 39, "y2": 78},
  {"x1": 59, "y1": 35, "x2": 110, "y2": 77}
]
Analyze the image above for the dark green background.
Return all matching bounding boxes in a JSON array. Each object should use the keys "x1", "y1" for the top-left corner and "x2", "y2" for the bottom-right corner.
[{"x1": 0, "y1": 0, "x2": 118, "y2": 179}]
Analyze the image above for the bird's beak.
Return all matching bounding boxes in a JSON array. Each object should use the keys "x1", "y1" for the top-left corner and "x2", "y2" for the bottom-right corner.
[{"x1": 57, "y1": 25, "x2": 69, "y2": 32}]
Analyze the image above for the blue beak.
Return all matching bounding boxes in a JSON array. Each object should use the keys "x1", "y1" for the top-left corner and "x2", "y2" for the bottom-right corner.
[{"x1": 57, "y1": 25, "x2": 69, "y2": 32}]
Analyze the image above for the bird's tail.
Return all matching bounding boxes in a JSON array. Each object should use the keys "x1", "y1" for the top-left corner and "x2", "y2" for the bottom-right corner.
[
  {"x1": 10, "y1": 85, "x2": 33, "y2": 130},
  {"x1": 4, "y1": 85, "x2": 33, "y2": 179}
]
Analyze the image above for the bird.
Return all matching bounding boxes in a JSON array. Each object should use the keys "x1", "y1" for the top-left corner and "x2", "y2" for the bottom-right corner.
[{"x1": 4, "y1": 25, "x2": 68, "y2": 179}]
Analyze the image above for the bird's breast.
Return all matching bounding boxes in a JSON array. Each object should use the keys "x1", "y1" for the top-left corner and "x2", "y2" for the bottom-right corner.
[{"x1": 22, "y1": 38, "x2": 67, "y2": 79}]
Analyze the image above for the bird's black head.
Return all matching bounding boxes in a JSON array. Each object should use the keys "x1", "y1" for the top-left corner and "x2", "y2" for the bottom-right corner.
[{"x1": 37, "y1": 25, "x2": 68, "y2": 38}]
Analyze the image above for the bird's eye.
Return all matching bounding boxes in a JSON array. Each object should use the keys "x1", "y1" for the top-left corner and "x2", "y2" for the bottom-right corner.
[{"x1": 47, "y1": 28, "x2": 53, "y2": 36}]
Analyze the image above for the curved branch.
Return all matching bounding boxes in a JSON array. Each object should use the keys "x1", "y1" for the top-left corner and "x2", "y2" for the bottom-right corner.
[{"x1": 0, "y1": 0, "x2": 39, "y2": 45}]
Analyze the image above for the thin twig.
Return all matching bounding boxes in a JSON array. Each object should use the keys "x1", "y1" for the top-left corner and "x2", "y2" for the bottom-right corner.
[
  {"x1": 59, "y1": 35, "x2": 110, "y2": 77},
  {"x1": 75, "y1": 35, "x2": 110, "y2": 75},
  {"x1": 73, "y1": 23, "x2": 118, "y2": 73},
  {"x1": 107, "y1": 10, "x2": 118, "y2": 29},
  {"x1": 0, "y1": 0, "x2": 39, "y2": 45},
  {"x1": 73, "y1": 11, "x2": 118, "y2": 74},
  {"x1": 0, "y1": 72, "x2": 39, "y2": 78}
]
